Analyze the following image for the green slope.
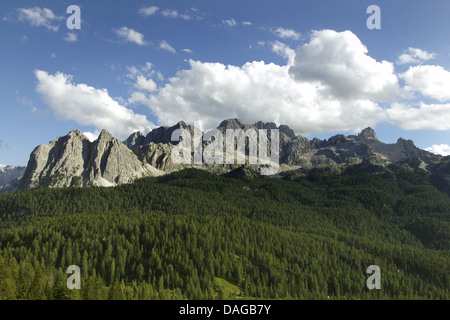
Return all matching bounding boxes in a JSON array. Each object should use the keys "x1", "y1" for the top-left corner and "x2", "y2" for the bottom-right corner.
[{"x1": 0, "y1": 165, "x2": 449, "y2": 300}]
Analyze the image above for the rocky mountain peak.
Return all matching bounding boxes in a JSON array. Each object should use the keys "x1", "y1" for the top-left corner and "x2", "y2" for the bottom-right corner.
[
  {"x1": 123, "y1": 131, "x2": 145, "y2": 151},
  {"x1": 67, "y1": 129, "x2": 86, "y2": 138},
  {"x1": 218, "y1": 118, "x2": 246, "y2": 129},
  {"x1": 177, "y1": 121, "x2": 188, "y2": 129},
  {"x1": 97, "y1": 129, "x2": 115, "y2": 141},
  {"x1": 278, "y1": 125, "x2": 296, "y2": 139},
  {"x1": 0, "y1": 165, "x2": 26, "y2": 193},
  {"x1": 359, "y1": 127, "x2": 378, "y2": 141},
  {"x1": 19, "y1": 128, "x2": 161, "y2": 190},
  {"x1": 396, "y1": 137, "x2": 414, "y2": 146}
]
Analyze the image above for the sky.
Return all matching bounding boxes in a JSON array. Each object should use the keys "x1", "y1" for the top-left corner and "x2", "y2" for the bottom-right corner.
[{"x1": 1, "y1": 0, "x2": 450, "y2": 166}]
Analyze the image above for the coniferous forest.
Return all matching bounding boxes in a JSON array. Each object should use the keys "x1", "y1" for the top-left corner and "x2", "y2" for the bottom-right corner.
[{"x1": 0, "y1": 164, "x2": 449, "y2": 300}]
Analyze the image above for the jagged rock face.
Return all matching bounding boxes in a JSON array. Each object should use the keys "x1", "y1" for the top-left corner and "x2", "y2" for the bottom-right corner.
[
  {"x1": 143, "y1": 121, "x2": 197, "y2": 145},
  {"x1": 20, "y1": 130, "x2": 89, "y2": 189},
  {"x1": 360, "y1": 136, "x2": 438, "y2": 164},
  {"x1": 0, "y1": 165, "x2": 26, "y2": 186},
  {"x1": 281, "y1": 136, "x2": 312, "y2": 166},
  {"x1": 358, "y1": 127, "x2": 378, "y2": 141},
  {"x1": 18, "y1": 119, "x2": 445, "y2": 192},
  {"x1": 20, "y1": 129, "x2": 161, "y2": 190},
  {"x1": 0, "y1": 165, "x2": 26, "y2": 194},
  {"x1": 84, "y1": 130, "x2": 157, "y2": 186},
  {"x1": 123, "y1": 132, "x2": 145, "y2": 151},
  {"x1": 283, "y1": 128, "x2": 438, "y2": 167},
  {"x1": 125, "y1": 119, "x2": 440, "y2": 172},
  {"x1": 135, "y1": 142, "x2": 178, "y2": 172},
  {"x1": 218, "y1": 118, "x2": 248, "y2": 130}
]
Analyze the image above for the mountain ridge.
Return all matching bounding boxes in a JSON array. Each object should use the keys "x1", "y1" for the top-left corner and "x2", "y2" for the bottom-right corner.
[{"x1": 11, "y1": 118, "x2": 446, "y2": 192}]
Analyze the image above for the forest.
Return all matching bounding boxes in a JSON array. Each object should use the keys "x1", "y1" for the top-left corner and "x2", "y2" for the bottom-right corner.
[{"x1": 0, "y1": 163, "x2": 449, "y2": 300}]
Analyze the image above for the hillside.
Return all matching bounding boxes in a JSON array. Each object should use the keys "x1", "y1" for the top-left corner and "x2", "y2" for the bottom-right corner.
[{"x1": 0, "y1": 164, "x2": 449, "y2": 300}]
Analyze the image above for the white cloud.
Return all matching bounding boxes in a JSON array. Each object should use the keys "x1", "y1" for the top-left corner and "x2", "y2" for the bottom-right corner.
[
  {"x1": 223, "y1": 18, "x2": 237, "y2": 27},
  {"x1": 50, "y1": 53, "x2": 57, "y2": 59},
  {"x1": 159, "y1": 40, "x2": 176, "y2": 53},
  {"x1": 139, "y1": 6, "x2": 159, "y2": 16},
  {"x1": 397, "y1": 54, "x2": 419, "y2": 65},
  {"x1": 17, "y1": 7, "x2": 63, "y2": 32},
  {"x1": 386, "y1": 102, "x2": 450, "y2": 130},
  {"x1": 179, "y1": 14, "x2": 193, "y2": 20},
  {"x1": 34, "y1": 70, "x2": 154, "y2": 139},
  {"x1": 182, "y1": 48, "x2": 193, "y2": 54},
  {"x1": 141, "y1": 59, "x2": 385, "y2": 135},
  {"x1": 402, "y1": 65, "x2": 450, "y2": 102},
  {"x1": 425, "y1": 144, "x2": 450, "y2": 156},
  {"x1": 161, "y1": 9, "x2": 179, "y2": 18},
  {"x1": 411, "y1": 48, "x2": 436, "y2": 61},
  {"x1": 117, "y1": 29, "x2": 450, "y2": 139},
  {"x1": 257, "y1": 41, "x2": 266, "y2": 47},
  {"x1": 126, "y1": 63, "x2": 160, "y2": 104},
  {"x1": 289, "y1": 29, "x2": 401, "y2": 102},
  {"x1": 397, "y1": 47, "x2": 436, "y2": 65},
  {"x1": 242, "y1": 21, "x2": 252, "y2": 26},
  {"x1": 63, "y1": 32, "x2": 78, "y2": 42},
  {"x1": 135, "y1": 75, "x2": 158, "y2": 92},
  {"x1": 273, "y1": 27, "x2": 301, "y2": 40},
  {"x1": 114, "y1": 27, "x2": 148, "y2": 46},
  {"x1": 160, "y1": 8, "x2": 196, "y2": 20},
  {"x1": 271, "y1": 41, "x2": 295, "y2": 65},
  {"x1": 83, "y1": 130, "x2": 101, "y2": 142}
]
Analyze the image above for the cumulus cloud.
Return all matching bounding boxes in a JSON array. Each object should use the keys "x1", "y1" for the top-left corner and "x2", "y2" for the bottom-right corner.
[
  {"x1": 273, "y1": 27, "x2": 301, "y2": 40},
  {"x1": 402, "y1": 65, "x2": 450, "y2": 102},
  {"x1": 425, "y1": 144, "x2": 450, "y2": 156},
  {"x1": 126, "y1": 63, "x2": 160, "y2": 105},
  {"x1": 134, "y1": 75, "x2": 158, "y2": 92},
  {"x1": 114, "y1": 27, "x2": 148, "y2": 46},
  {"x1": 397, "y1": 47, "x2": 436, "y2": 65},
  {"x1": 139, "y1": 6, "x2": 159, "y2": 16},
  {"x1": 182, "y1": 48, "x2": 193, "y2": 54},
  {"x1": 386, "y1": 103, "x2": 450, "y2": 130},
  {"x1": 120, "y1": 29, "x2": 450, "y2": 138},
  {"x1": 289, "y1": 29, "x2": 401, "y2": 102},
  {"x1": 139, "y1": 59, "x2": 384, "y2": 135},
  {"x1": 17, "y1": 7, "x2": 63, "y2": 32},
  {"x1": 35, "y1": 70, "x2": 155, "y2": 139},
  {"x1": 63, "y1": 32, "x2": 78, "y2": 42},
  {"x1": 159, "y1": 40, "x2": 176, "y2": 53}
]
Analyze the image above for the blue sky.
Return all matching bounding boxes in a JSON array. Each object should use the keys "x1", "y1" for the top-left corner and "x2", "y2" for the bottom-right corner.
[{"x1": 1, "y1": 0, "x2": 450, "y2": 166}]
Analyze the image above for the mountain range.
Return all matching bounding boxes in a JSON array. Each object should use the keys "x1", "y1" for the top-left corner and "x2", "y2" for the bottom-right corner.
[
  {"x1": 0, "y1": 165, "x2": 26, "y2": 194},
  {"x1": 1, "y1": 119, "x2": 448, "y2": 193}
]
